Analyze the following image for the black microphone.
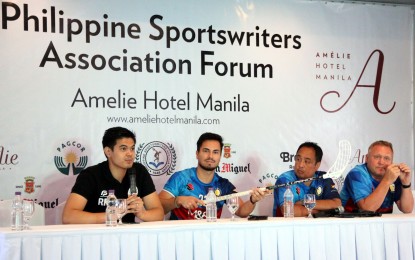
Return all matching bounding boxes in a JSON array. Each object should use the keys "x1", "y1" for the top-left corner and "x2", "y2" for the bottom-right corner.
[
  {"x1": 312, "y1": 206, "x2": 344, "y2": 218},
  {"x1": 128, "y1": 167, "x2": 138, "y2": 196}
]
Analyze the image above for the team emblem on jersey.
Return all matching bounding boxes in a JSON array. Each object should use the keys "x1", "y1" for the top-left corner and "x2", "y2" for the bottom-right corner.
[
  {"x1": 187, "y1": 183, "x2": 194, "y2": 191},
  {"x1": 316, "y1": 186, "x2": 322, "y2": 196},
  {"x1": 214, "y1": 188, "x2": 221, "y2": 196},
  {"x1": 389, "y1": 184, "x2": 395, "y2": 193},
  {"x1": 295, "y1": 187, "x2": 301, "y2": 195}
]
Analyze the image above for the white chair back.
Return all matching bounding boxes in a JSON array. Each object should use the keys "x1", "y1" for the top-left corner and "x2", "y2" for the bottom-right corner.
[{"x1": 0, "y1": 200, "x2": 45, "y2": 227}]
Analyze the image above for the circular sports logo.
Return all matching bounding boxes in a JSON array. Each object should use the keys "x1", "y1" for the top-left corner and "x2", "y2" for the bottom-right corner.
[{"x1": 136, "y1": 141, "x2": 176, "y2": 176}]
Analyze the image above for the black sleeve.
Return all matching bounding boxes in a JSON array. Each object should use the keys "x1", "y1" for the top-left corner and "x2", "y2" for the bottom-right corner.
[
  {"x1": 135, "y1": 163, "x2": 156, "y2": 198},
  {"x1": 71, "y1": 165, "x2": 99, "y2": 201}
]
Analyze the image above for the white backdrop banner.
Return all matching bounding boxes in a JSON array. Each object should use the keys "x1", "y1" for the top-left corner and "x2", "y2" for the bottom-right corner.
[{"x1": 0, "y1": 0, "x2": 413, "y2": 223}]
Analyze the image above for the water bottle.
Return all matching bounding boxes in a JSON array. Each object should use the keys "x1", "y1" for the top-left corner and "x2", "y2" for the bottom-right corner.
[
  {"x1": 206, "y1": 187, "x2": 217, "y2": 222},
  {"x1": 105, "y1": 189, "x2": 117, "y2": 226},
  {"x1": 11, "y1": 191, "x2": 24, "y2": 231},
  {"x1": 283, "y1": 186, "x2": 294, "y2": 218}
]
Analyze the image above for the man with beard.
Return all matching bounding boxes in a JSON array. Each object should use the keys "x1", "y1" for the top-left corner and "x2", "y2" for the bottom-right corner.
[
  {"x1": 340, "y1": 140, "x2": 413, "y2": 213},
  {"x1": 273, "y1": 142, "x2": 341, "y2": 217},
  {"x1": 159, "y1": 132, "x2": 268, "y2": 220}
]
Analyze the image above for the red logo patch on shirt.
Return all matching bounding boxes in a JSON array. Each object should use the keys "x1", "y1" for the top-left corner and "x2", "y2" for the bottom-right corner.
[
  {"x1": 187, "y1": 183, "x2": 194, "y2": 191},
  {"x1": 296, "y1": 187, "x2": 301, "y2": 195}
]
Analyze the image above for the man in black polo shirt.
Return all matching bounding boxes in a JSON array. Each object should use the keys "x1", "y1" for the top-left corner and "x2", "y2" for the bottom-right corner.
[{"x1": 62, "y1": 127, "x2": 164, "y2": 223}]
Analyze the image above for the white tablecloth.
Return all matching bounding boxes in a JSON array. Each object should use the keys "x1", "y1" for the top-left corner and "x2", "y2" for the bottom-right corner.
[{"x1": 0, "y1": 214, "x2": 414, "y2": 260}]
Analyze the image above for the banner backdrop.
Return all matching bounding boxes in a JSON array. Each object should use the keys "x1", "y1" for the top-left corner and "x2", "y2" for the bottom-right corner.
[{"x1": 0, "y1": 0, "x2": 413, "y2": 224}]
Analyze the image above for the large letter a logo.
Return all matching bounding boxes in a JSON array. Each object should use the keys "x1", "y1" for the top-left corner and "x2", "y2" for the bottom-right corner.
[{"x1": 320, "y1": 50, "x2": 395, "y2": 114}]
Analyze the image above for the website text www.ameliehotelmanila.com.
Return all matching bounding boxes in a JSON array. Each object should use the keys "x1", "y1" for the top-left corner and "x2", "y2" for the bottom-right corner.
[{"x1": 107, "y1": 114, "x2": 221, "y2": 125}]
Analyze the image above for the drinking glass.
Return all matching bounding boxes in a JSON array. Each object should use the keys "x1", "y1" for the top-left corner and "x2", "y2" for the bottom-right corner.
[
  {"x1": 226, "y1": 197, "x2": 239, "y2": 221},
  {"x1": 22, "y1": 199, "x2": 35, "y2": 229},
  {"x1": 304, "y1": 194, "x2": 316, "y2": 218},
  {"x1": 115, "y1": 199, "x2": 127, "y2": 225}
]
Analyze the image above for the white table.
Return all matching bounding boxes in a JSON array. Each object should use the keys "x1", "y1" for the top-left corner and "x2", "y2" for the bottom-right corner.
[{"x1": 0, "y1": 214, "x2": 414, "y2": 260}]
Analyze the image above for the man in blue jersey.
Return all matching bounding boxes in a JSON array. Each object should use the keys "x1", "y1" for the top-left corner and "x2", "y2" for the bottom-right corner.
[
  {"x1": 159, "y1": 132, "x2": 268, "y2": 220},
  {"x1": 273, "y1": 142, "x2": 341, "y2": 217},
  {"x1": 340, "y1": 140, "x2": 413, "y2": 213}
]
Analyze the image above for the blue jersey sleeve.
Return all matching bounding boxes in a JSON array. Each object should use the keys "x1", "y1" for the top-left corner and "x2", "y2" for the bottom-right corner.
[
  {"x1": 163, "y1": 171, "x2": 186, "y2": 197},
  {"x1": 344, "y1": 167, "x2": 373, "y2": 203},
  {"x1": 321, "y1": 178, "x2": 340, "y2": 200}
]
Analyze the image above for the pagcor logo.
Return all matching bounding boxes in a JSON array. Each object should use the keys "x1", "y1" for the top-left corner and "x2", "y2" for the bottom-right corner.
[
  {"x1": 258, "y1": 172, "x2": 279, "y2": 185},
  {"x1": 54, "y1": 140, "x2": 88, "y2": 175}
]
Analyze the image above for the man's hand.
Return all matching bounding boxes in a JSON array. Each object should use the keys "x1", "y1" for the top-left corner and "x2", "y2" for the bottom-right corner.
[
  {"x1": 127, "y1": 194, "x2": 144, "y2": 214},
  {"x1": 175, "y1": 196, "x2": 204, "y2": 210},
  {"x1": 250, "y1": 187, "x2": 271, "y2": 203},
  {"x1": 398, "y1": 163, "x2": 412, "y2": 185},
  {"x1": 383, "y1": 164, "x2": 402, "y2": 185}
]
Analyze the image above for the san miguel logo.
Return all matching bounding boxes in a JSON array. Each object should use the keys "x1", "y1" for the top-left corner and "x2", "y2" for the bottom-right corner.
[
  {"x1": 217, "y1": 162, "x2": 251, "y2": 174},
  {"x1": 54, "y1": 140, "x2": 88, "y2": 175},
  {"x1": 319, "y1": 50, "x2": 395, "y2": 114},
  {"x1": 223, "y1": 143, "x2": 232, "y2": 158},
  {"x1": 223, "y1": 143, "x2": 237, "y2": 159},
  {"x1": 136, "y1": 141, "x2": 176, "y2": 176},
  {"x1": 15, "y1": 176, "x2": 41, "y2": 193},
  {"x1": 24, "y1": 176, "x2": 36, "y2": 194}
]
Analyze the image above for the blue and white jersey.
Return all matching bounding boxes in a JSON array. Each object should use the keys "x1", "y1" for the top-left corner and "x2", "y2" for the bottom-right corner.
[
  {"x1": 340, "y1": 163, "x2": 402, "y2": 213},
  {"x1": 273, "y1": 170, "x2": 340, "y2": 217},
  {"x1": 163, "y1": 167, "x2": 235, "y2": 220}
]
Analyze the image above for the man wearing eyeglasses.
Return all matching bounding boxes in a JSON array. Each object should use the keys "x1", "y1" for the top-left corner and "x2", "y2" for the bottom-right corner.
[
  {"x1": 273, "y1": 142, "x2": 341, "y2": 217},
  {"x1": 340, "y1": 140, "x2": 414, "y2": 213}
]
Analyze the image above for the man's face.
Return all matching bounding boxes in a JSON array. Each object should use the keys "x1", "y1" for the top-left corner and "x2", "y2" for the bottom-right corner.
[
  {"x1": 294, "y1": 146, "x2": 321, "y2": 180},
  {"x1": 105, "y1": 137, "x2": 135, "y2": 170},
  {"x1": 366, "y1": 144, "x2": 393, "y2": 180},
  {"x1": 196, "y1": 140, "x2": 222, "y2": 171}
]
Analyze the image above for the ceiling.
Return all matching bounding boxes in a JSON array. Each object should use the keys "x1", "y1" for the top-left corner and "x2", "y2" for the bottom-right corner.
[{"x1": 314, "y1": 0, "x2": 415, "y2": 6}]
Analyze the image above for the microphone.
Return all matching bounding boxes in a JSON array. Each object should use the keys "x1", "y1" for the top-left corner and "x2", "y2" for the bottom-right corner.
[
  {"x1": 312, "y1": 206, "x2": 344, "y2": 218},
  {"x1": 128, "y1": 167, "x2": 138, "y2": 196}
]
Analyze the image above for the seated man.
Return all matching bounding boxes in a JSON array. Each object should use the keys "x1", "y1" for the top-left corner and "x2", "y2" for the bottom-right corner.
[
  {"x1": 158, "y1": 132, "x2": 268, "y2": 220},
  {"x1": 340, "y1": 140, "x2": 414, "y2": 213},
  {"x1": 62, "y1": 127, "x2": 164, "y2": 224},
  {"x1": 273, "y1": 142, "x2": 341, "y2": 217}
]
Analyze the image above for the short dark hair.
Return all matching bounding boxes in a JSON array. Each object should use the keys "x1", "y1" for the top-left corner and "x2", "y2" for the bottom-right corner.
[
  {"x1": 197, "y1": 132, "x2": 224, "y2": 152},
  {"x1": 102, "y1": 127, "x2": 136, "y2": 149},
  {"x1": 297, "y1": 142, "x2": 323, "y2": 163}
]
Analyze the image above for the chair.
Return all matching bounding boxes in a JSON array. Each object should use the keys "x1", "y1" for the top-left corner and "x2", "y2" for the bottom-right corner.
[{"x1": 0, "y1": 200, "x2": 45, "y2": 227}]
